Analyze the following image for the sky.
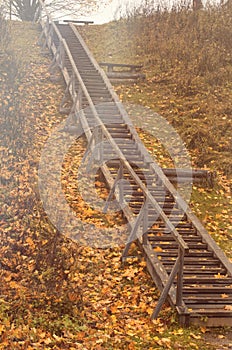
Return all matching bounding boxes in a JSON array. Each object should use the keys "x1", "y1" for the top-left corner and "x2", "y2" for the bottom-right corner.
[
  {"x1": 60, "y1": 0, "x2": 221, "y2": 24},
  {"x1": 52, "y1": 0, "x2": 139, "y2": 23},
  {"x1": 81, "y1": 0, "x2": 221, "y2": 24},
  {"x1": 82, "y1": 0, "x2": 143, "y2": 24}
]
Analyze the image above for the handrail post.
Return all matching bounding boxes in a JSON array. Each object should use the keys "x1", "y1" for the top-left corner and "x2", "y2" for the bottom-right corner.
[
  {"x1": 142, "y1": 199, "x2": 149, "y2": 245},
  {"x1": 151, "y1": 257, "x2": 180, "y2": 319},
  {"x1": 71, "y1": 72, "x2": 76, "y2": 97},
  {"x1": 42, "y1": 17, "x2": 50, "y2": 49},
  {"x1": 47, "y1": 24, "x2": 53, "y2": 50},
  {"x1": 97, "y1": 127, "x2": 104, "y2": 164},
  {"x1": 122, "y1": 202, "x2": 146, "y2": 260},
  {"x1": 176, "y1": 247, "x2": 185, "y2": 307},
  {"x1": 118, "y1": 161, "x2": 124, "y2": 206},
  {"x1": 59, "y1": 74, "x2": 73, "y2": 113},
  {"x1": 103, "y1": 160, "x2": 124, "y2": 213},
  {"x1": 151, "y1": 246, "x2": 186, "y2": 320},
  {"x1": 82, "y1": 133, "x2": 95, "y2": 163},
  {"x1": 77, "y1": 86, "x2": 83, "y2": 111},
  {"x1": 59, "y1": 39, "x2": 65, "y2": 70}
]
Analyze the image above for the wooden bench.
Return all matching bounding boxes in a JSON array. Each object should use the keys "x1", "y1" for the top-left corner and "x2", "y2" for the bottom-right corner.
[
  {"x1": 99, "y1": 62, "x2": 146, "y2": 82},
  {"x1": 162, "y1": 168, "x2": 216, "y2": 187},
  {"x1": 63, "y1": 20, "x2": 94, "y2": 25}
]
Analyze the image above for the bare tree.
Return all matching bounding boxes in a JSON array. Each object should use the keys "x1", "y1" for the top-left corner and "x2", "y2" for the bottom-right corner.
[
  {"x1": 0, "y1": 5, "x2": 10, "y2": 48},
  {"x1": 5, "y1": 0, "x2": 112, "y2": 22},
  {"x1": 221, "y1": 0, "x2": 232, "y2": 7},
  {"x1": 7, "y1": 0, "x2": 40, "y2": 21},
  {"x1": 193, "y1": 0, "x2": 203, "y2": 11}
]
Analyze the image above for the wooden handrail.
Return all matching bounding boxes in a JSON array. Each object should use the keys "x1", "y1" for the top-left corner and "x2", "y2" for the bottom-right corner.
[
  {"x1": 37, "y1": 0, "x2": 197, "y2": 317},
  {"x1": 37, "y1": 0, "x2": 189, "y2": 314},
  {"x1": 152, "y1": 247, "x2": 188, "y2": 320},
  {"x1": 63, "y1": 20, "x2": 94, "y2": 25},
  {"x1": 100, "y1": 62, "x2": 142, "y2": 68},
  {"x1": 68, "y1": 23, "x2": 189, "y2": 252},
  {"x1": 39, "y1": 0, "x2": 188, "y2": 253}
]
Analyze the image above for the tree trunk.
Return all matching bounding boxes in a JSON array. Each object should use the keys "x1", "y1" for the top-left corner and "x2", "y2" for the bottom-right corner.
[
  {"x1": 11, "y1": 0, "x2": 40, "y2": 21},
  {"x1": 193, "y1": 0, "x2": 203, "y2": 10}
]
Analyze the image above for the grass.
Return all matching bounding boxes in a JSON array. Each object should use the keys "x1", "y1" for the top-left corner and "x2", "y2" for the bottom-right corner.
[{"x1": 190, "y1": 183, "x2": 232, "y2": 257}]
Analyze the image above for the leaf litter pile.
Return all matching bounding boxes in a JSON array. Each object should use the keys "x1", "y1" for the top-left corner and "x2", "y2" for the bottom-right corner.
[{"x1": 0, "y1": 22, "x2": 231, "y2": 350}]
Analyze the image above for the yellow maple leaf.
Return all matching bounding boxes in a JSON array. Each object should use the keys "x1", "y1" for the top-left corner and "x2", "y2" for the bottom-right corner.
[
  {"x1": 154, "y1": 246, "x2": 163, "y2": 252},
  {"x1": 221, "y1": 293, "x2": 229, "y2": 299},
  {"x1": 225, "y1": 305, "x2": 232, "y2": 311},
  {"x1": 214, "y1": 273, "x2": 226, "y2": 279},
  {"x1": 0, "y1": 325, "x2": 5, "y2": 335},
  {"x1": 9, "y1": 281, "x2": 21, "y2": 289},
  {"x1": 200, "y1": 327, "x2": 207, "y2": 334},
  {"x1": 4, "y1": 275, "x2": 12, "y2": 282}
]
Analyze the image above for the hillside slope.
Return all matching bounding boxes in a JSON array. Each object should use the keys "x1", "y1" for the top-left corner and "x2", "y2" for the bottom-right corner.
[
  {"x1": 0, "y1": 18, "x2": 231, "y2": 349},
  {"x1": 80, "y1": 5, "x2": 232, "y2": 177},
  {"x1": 79, "y1": 5, "x2": 232, "y2": 257}
]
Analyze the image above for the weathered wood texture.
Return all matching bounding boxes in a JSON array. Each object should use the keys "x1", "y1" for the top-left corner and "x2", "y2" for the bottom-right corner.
[
  {"x1": 63, "y1": 20, "x2": 94, "y2": 25},
  {"x1": 100, "y1": 62, "x2": 146, "y2": 82},
  {"x1": 162, "y1": 168, "x2": 216, "y2": 187}
]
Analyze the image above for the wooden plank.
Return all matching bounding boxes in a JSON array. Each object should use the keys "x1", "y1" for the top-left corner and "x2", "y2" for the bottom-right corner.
[
  {"x1": 106, "y1": 72, "x2": 146, "y2": 81},
  {"x1": 190, "y1": 315, "x2": 232, "y2": 327},
  {"x1": 163, "y1": 168, "x2": 213, "y2": 177},
  {"x1": 63, "y1": 20, "x2": 94, "y2": 25},
  {"x1": 100, "y1": 62, "x2": 143, "y2": 70},
  {"x1": 99, "y1": 62, "x2": 145, "y2": 81}
]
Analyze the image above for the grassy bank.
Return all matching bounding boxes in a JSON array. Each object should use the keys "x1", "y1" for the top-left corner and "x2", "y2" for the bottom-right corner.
[
  {"x1": 80, "y1": 3, "x2": 232, "y2": 177},
  {"x1": 0, "y1": 14, "x2": 231, "y2": 350},
  {"x1": 79, "y1": 3, "x2": 232, "y2": 257}
]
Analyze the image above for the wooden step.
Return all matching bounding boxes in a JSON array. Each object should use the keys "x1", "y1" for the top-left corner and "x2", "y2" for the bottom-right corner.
[{"x1": 54, "y1": 23, "x2": 232, "y2": 327}]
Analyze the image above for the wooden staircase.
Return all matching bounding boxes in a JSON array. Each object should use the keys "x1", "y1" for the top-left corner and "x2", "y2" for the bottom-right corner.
[{"x1": 38, "y1": 12, "x2": 232, "y2": 327}]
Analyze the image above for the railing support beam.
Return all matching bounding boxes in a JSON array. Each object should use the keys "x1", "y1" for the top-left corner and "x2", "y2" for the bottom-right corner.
[
  {"x1": 103, "y1": 160, "x2": 124, "y2": 213},
  {"x1": 176, "y1": 248, "x2": 185, "y2": 307},
  {"x1": 121, "y1": 201, "x2": 147, "y2": 261},
  {"x1": 151, "y1": 257, "x2": 180, "y2": 319}
]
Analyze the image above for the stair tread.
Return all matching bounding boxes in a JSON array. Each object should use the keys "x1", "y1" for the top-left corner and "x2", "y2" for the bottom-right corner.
[{"x1": 55, "y1": 23, "x2": 232, "y2": 327}]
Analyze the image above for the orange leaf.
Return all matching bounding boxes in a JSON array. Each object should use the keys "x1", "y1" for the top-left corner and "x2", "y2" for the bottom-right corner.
[
  {"x1": 225, "y1": 305, "x2": 232, "y2": 311},
  {"x1": 154, "y1": 246, "x2": 163, "y2": 252},
  {"x1": 221, "y1": 294, "x2": 229, "y2": 299}
]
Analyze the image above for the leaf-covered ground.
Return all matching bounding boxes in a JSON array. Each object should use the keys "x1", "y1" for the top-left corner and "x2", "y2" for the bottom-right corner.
[{"x1": 0, "y1": 21, "x2": 231, "y2": 349}]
